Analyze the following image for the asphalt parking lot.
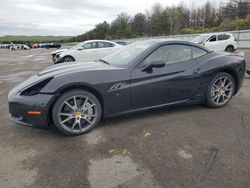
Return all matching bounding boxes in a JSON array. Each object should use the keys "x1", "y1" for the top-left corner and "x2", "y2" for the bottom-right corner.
[{"x1": 0, "y1": 47, "x2": 250, "y2": 188}]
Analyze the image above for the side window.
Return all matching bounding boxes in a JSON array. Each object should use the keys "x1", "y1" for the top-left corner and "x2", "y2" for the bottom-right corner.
[
  {"x1": 144, "y1": 45, "x2": 192, "y2": 65},
  {"x1": 104, "y1": 42, "x2": 114, "y2": 47},
  {"x1": 208, "y1": 35, "x2": 216, "y2": 42},
  {"x1": 192, "y1": 47, "x2": 207, "y2": 58},
  {"x1": 225, "y1": 35, "x2": 230, "y2": 40},
  {"x1": 83, "y1": 42, "x2": 93, "y2": 49},
  {"x1": 218, "y1": 34, "x2": 230, "y2": 41},
  {"x1": 92, "y1": 42, "x2": 98, "y2": 48},
  {"x1": 83, "y1": 42, "x2": 98, "y2": 49},
  {"x1": 97, "y1": 42, "x2": 105, "y2": 48},
  {"x1": 218, "y1": 34, "x2": 225, "y2": 41},
  {"x1": 97, "y1": 42, "x2": 114, "y2": 48}
]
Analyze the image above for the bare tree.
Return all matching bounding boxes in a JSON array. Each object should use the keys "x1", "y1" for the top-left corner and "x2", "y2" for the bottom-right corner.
[
  {"x1": 147, "y1": 3, "x2": 163, "y2": 36},
  {"x1": 68, "y1": 0, "x2": 250, "y2": 41},
  {"x1": 131, "y1": 13, "x2": 147, "y2": 36}
]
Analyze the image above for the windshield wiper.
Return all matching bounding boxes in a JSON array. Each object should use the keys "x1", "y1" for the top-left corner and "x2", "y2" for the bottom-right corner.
[{"x1": 98, "y1": 59, "x2": 110, "y2": 65}]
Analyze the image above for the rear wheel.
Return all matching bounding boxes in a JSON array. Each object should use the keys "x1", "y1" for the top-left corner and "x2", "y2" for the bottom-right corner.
[
  {"x1": 206, "y1": 72, "x2": 235, "y2": 108},
  {"x1": 225, "y1": 45, "x2": 234, "y2": 53},
  {"x1": 52, "y1": 90, "x2": 102, "y2": 136},
  {"x1": 62, "y1": 56, "x2": 75, "y2": 63}
]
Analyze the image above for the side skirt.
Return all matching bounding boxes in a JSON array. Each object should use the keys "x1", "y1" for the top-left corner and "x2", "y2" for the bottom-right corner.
[{"x1": 104, "y1": 99, "x2": 201, "y2": 119}]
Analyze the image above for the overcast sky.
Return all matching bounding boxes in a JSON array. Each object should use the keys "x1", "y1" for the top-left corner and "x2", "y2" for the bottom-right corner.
[{"x1": 0, "y1": 0, "x2": 225, "y2": 36}]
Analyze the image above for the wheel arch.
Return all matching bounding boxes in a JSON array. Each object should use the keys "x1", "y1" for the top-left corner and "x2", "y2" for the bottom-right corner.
[
  {"x1": 219, "y1": 68, "x2": 239, "y2": 95},
  {"x1": 62, "y1": 55, "x2": 75, "y2": 61},
  {"x1": 47, "y1": 83, "x2": 105, "y2": 127},
  {"x1": 225, "y1": 45, "x2": 234, "y2": 52}
]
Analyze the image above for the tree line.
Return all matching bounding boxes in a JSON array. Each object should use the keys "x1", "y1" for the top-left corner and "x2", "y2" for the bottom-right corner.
[{"x1": 67, "y1": 0, "x2": 250, "y2": 42}]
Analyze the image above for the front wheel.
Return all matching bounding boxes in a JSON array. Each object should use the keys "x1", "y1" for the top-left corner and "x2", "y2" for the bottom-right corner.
[
  {"x1": 206, "y1": 72, "x2": 235, "y2": 108},
  {"x1": 52, "y1": 90, "x2": 102, "y2": 136},
  {"x1": 62, "y1": 56, "x2": 75, "y2": 63}
]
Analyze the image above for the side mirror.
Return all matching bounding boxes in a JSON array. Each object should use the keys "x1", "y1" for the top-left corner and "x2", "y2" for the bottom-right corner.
[{"x1": 142, "y1": 59, "x2": 165, "y2": 73}]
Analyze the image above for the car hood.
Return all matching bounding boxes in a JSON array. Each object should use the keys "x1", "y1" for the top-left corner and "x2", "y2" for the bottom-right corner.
[
  {"x1": 38, "y1": 61, "x2": 112, "y2": 76},
  {"x1": 9, "y1": 61, "x2": 115, "y2": 94},
  {"x1": 50, "y1": 48, "x2": 68, "y2": 55}
]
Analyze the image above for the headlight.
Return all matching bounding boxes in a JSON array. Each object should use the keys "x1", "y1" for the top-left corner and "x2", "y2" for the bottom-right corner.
[{"x1": 20, "y1": 77, "x2": 53, "y2": 96}]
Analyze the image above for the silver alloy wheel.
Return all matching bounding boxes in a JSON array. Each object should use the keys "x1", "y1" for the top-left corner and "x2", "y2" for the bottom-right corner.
[
  {"x1": 58, "y1": 95, "x2": 98, "y2": 133},
  {"x1": 211, "y1": 76, "x2": 234, "y2": 106}
]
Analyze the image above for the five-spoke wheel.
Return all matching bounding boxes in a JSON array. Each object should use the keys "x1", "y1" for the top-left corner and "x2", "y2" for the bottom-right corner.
[
  {"x1": 206, "y1": 72, "x2": 235, "y2": 108},
  {"x1": 52, "y1": 90, "x2": 102, "y2": 135}
]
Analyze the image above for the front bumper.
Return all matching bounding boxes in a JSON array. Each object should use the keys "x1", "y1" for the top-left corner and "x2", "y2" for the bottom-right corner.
[
  {"x1": 52, "y1": 54, "x2": 57, "y2": 63},
  {"x1": 8, "y1": 91, "x2": 57, "y2": 127},
  {"x1": 52, "y1": 54, "x2": 63, "y2": 64}
]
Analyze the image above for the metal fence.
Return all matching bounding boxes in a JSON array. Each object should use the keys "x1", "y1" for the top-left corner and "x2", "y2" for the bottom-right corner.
[{"x1": 118, "y1": 30, "x2": 250, "y2": 49}]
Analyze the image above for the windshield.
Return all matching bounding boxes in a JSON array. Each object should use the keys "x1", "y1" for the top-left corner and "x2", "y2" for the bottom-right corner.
[
  {"x1": 70, "y1": 42, "x2": 86, "y2": 50},
  {"x1": 102, "y1": 41, "x2": 155, "y2": 68},
  {"x1": 191, "y1": 35, "x2": 209, "y2": 44}
]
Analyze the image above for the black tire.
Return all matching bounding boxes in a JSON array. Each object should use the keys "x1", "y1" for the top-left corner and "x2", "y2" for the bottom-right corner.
[
  {"x1": 62, "y1": 56, "x2": 75, "y2": 63},
  {"x1": 52, "y1": 89, "x2": 102, "y2": 136},
  {"x1": 225, "y1": 45, "x2": 234, "y2": 53},
  {"x1": 206, "y1": 72, "x2": 235, "y2": 108}
]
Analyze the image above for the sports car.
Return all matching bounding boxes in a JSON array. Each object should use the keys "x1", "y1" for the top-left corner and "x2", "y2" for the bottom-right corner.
[{"x1": 8, "y1": 39, "x2": 246, "y2": 135}]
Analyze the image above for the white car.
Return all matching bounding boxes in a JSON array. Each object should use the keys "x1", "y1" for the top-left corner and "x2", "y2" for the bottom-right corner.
[
  {"x1": 191, "y1": 33, "x2": 237, "y2": 52},
  {"x1": 9, "y1": 43, "x2": 18, "y2": 50},
  {"x1": 51, "y1": 40, "x2": 123, "y2": 64},
  {"x1": 21, "y1": 44, "x2": 30, "y2": 50}
]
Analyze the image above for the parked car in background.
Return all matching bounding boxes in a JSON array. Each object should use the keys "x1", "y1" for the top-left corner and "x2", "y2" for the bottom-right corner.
[
  {"x1": 51, "y1": 40, "x2": 123, "y2": 64},
  {"x1": 9, "y1": 43, "x2": 18, "y2": 50},
  {"x1": 32, "y1": 43, "x2": 38, "y2": 48},
  {"x1": 21, "y1": 44, "x2": 30, "y2": 50},
  {"x1": 37, "y1": 43, "x2": 61, "y2": 49},
  {"x1": 26, "y1": 43, "x2": 32, "y2": 48},
  {"x1": 192, "y1": 32, "x2": 237, "y2": 52},
  {"x1": 8, "y1": 39, "x2": 245, "y2": 135},
  {"x1": 38, "y1": 43, "x2": 46, "y2": 48},
  {"x1": 0, "y1": 44, "x2": 8, "y2": 49},
  {"x1": 45, "y1": 42, "x2": 61, "y2": 49}
]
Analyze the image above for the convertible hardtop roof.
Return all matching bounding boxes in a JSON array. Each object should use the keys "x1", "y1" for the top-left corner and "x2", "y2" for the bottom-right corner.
[{"x1": 140, "y1": 38, "x2": 213, "y2": 52}]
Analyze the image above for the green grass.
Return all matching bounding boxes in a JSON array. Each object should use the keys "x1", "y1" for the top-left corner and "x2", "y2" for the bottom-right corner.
[{"x1": 0, "y1": 35, "x2": 72, "y2": 43}]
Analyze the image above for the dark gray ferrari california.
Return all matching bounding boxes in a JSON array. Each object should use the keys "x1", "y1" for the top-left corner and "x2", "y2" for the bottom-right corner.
[{"x1": 8, "y1": 39, "x2": 246, "y2": 135}]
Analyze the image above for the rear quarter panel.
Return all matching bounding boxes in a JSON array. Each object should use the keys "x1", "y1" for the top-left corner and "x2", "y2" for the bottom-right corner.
[{"x1": 195, "y1": 52, "x2": 245, "y2": 95}]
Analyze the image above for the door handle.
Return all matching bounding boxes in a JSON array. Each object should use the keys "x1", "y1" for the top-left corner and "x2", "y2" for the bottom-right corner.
[{"x1": 193, "y1": 68, "x2": 200, "y2": 74}]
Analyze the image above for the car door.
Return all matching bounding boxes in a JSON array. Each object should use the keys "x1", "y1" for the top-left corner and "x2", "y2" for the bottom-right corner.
[
  {"x1": 216, "y1": 34, "x2": 227, "y2": 51},
  {"x1": 130, "y1": 44, "x2": 201, "y2": 109},
  {"x1": 218, "y1": 34, "x2": 233, "y2": 51},
  {"x1": 205, "y1": 35, "x2": 218, "y2": 51},
  {"x1": 76, "y1": 42, "x2": 98, "y2": 61},
  {"x1": 96, "y1": 42, "x2": 115, "y2": 58}
]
